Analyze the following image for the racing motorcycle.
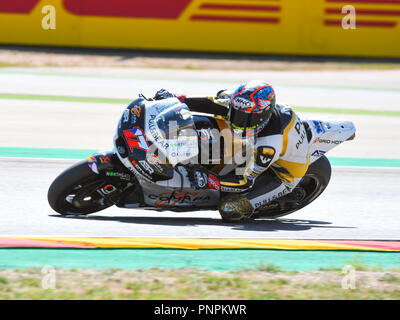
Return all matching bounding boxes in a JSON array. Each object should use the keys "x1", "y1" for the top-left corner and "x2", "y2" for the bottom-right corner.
[{"x1": 48, "y1": 96, "x2": 356, "y2": 221}]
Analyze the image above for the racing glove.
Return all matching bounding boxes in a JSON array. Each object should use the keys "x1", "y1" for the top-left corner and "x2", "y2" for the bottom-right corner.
[
  {"x1": 153, "y1": 89, "x2": 175, "y2": 100},
  {"x1": 216, "y1": 89, "x2": 230, "y2": 99},
  {"x1": 154, "y1": 89, "x2": 187, "y2": 103}
]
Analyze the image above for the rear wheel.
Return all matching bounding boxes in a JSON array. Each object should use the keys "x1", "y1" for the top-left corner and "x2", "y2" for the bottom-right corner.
[
  {"x1": 254, "y1": 155, "x2": 331, "y2": 219},
  {"x1": 48, "y1": 160, "x2": 118, "y2": 215}
]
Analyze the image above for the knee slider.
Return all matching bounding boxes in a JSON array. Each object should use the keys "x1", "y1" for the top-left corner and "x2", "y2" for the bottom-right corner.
[{"x1": 218, "y1": 194, "x2": 253, "y2": 222}]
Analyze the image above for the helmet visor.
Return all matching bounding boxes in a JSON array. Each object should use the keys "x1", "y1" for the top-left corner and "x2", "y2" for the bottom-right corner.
[{"x1": 228, "y1": 108, "x2": 270, "y2": 131}]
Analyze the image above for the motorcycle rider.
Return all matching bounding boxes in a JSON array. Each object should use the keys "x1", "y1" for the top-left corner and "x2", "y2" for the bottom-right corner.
[{"x1": 152, "y1": 80, "x2": 310, "y2": 222}]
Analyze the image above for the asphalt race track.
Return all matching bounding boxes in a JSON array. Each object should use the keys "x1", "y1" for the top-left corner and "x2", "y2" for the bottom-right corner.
[
  {"x1": 0, "y1": 158, "x2": 399, "y2": 239},
  {"x1": 1, "y1": 67, "x2": 399, "y2": 240}
]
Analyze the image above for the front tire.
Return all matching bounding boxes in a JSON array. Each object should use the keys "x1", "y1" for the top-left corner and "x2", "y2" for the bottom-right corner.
[{"x1": 48, "y1": 160, "x2": 115, "y2": 215}]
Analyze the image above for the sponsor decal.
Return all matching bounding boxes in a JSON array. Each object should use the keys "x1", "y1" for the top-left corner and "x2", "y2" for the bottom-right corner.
[
  {"x1": 256, "y1": 146, "x2": 275, "y2": 167},
  {"x1": 294, "y1": 121, "x2": 302, "y2": 135},
  {"x1": 99, "y1": 156, "x2": 110, "y2": 164},
  {"x1": 97, "y1": 184, "x2": 117, "y2": 196},
  {"x1": 220, "y1": 186, "x2": 243, "y2": 193},
  {"x1": 139, "y1": 160, "x2": 154, "y2": 175},
  {"x1": 105, "y1": 171, "x2": 131, "y2": 181},
  {"x1": 148, "y1": 191, "x2": 210, "y2": 206},
  {"x1": 296, "y1": 133, "x2": 306, "y2": 149},
  {"x1": 311, "y1": 150, "x2": 326, "y2": 157},
  {"x1": 233, "y1": 97, "x2": 253, "y2": 109},
  {"x1": 294, "y1": 121, "x2": 306, "y2": 149},
  {"x1": 254, "y1": 188, "x2": 291, "y2": 208},
  {"x1": 87, "y1": 156, "x2": 99, "y2": 174},
  {"x1": 131, "y1": 159, "x2": 152, "y2": 180},
  {"x1": 123, "y1": 126, "x2": 150, "y2": 152},
  {"x1": 312, "y1": 120, "x2": 324, "y2": 134},
  {"x1": 148, "y1": 114, "x2": 169, "y2": 149},
  {"x1": 318, "y1": 139, "x2": 342, "y2": 145},
  {"x1": 207, "y1": 174, "x2": 221, "y2": 191},
  {"x1": 260, "y1": 154, "x2": 271, "y2": 166},
  {"x1": 155, "y1": 103, "x2": 170, "y2": 114},
  {"x1": 130, "y1": 105, "x2": 142, "y2": 124}
]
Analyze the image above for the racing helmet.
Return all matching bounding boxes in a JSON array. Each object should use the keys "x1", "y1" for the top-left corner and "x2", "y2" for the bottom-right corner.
[{"x1": 228, "y1": 80, "x2": 276, "y2": 135}]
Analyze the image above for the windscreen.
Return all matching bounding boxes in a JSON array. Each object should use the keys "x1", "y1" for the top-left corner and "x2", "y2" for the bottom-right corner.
[{"x1": 153, "y1": 103, "x2": 198, "y2": 165}]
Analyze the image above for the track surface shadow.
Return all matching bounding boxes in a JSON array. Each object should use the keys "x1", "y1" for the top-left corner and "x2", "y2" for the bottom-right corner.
[{"x1": 50, "y1": 215, "x2": 354, "y2": 233}]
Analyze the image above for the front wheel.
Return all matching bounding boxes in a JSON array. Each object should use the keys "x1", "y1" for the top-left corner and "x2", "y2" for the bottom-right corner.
[
  {"x1": 254, "y1": 155, "x2": 331, "y2": 219},
  {"x1": 48, "y1": 160, "x2": 117, "y2": 215}
]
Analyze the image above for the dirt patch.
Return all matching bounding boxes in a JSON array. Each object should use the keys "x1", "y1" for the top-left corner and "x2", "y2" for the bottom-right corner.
[
  {"x1": 1, "y1": 47, "x2": 400, "y2": 71},
  {"x1": 0, "y1": 268, "x2": 399, "y2": 299}
]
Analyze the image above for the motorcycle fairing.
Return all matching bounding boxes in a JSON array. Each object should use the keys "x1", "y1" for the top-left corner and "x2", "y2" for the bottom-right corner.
[
  {"x1": 115, "y1": 98, "x2": 175, "y2": 182},
  {"x1": 140, "y1": 179, "x2": 220, "y2": 207},
  {"x1": 305, "y1": 119, "x2": 356, "y2": 164}
]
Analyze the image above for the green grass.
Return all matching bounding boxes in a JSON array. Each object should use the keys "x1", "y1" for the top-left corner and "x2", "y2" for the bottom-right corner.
[
  {"x1": 0, "y1": 277, "x2": 9, "y2": 284},
  {"x1": 346, "y1": 255, "x2": 383, "y2": 271},
  {"x1": 255, "y1": 263, "x2": 283, "y2": 273},
  {"x1": 378, "y1": 273, "x2": 399, "y2": 283},
  {"x1": 18, "y1": 278, "x2": 40, "y2": 288},
  {"x1": 0, "y1": 265, "x2": 399, "y2": 300}
]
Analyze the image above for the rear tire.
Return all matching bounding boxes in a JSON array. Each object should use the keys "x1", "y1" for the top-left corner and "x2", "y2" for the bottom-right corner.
[
  {"x1": 48, "y1": 160, "x2": 114, "y2": 215},
  {"x1": 255, "y1": 155, "x2": 331, "y2": 219}
]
